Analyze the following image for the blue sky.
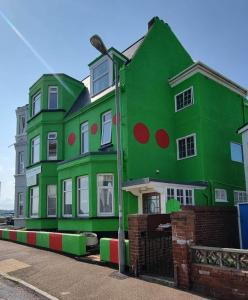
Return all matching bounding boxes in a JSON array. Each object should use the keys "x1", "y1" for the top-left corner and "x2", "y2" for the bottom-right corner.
[{"x1": 0, "y1": 0, "x2": 247, "y2": 209}]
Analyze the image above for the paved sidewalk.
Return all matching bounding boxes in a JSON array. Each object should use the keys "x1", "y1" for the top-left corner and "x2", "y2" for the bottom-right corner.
[{"x1": 0, "y1": 241, "x2": 207, "y2": 300}]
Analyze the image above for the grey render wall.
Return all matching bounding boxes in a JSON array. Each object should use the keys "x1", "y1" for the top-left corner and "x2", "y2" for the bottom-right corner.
[{"x1": 14, "y1": 104, "x2": 28, "y2": 228}]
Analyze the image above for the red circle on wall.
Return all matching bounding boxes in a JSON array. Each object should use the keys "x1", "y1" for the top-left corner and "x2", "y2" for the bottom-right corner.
[
  {"x1": 113, "y1": 114, "x2": 117, "y2": 125},
  {"x1": 133, "y1": 123, "x2": 150, "y2": 144},
  {"x1": 68, "y1": 133, "x2": 76, "y2": 145},
  {"x1": 155, "y1": 129, "x2": 170, "y2": 148},
  {"x1": 91, "y1": 123, "x2": 98, "y2": 134}
]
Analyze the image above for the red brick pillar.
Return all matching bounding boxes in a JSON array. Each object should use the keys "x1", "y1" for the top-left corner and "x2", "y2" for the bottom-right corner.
[
  {"x1": 171, "y1": 209, "x2": 196, "y2": 289},
  {"x1": 128, "y1": 214, "x2": 148, "y2": 276}
]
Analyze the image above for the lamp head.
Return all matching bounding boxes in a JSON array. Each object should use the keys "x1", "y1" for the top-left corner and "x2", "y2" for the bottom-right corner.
[{"x1": 90, "y1": 34, "x2": 108, "y2": 55}]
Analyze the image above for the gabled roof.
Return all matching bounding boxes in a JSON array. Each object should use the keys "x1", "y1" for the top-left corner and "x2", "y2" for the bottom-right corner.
[
  {"x1": 65, "y1": 88, "x2": 91, "y2": 117},
  {"x1": 168, "y1": 61, "x2": 247, "y2": 97}
]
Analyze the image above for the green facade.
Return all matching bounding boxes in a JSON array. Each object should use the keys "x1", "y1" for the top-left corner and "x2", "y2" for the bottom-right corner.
[{"x1": 24, "y1": 17, "x2": 247, "y2": 232}]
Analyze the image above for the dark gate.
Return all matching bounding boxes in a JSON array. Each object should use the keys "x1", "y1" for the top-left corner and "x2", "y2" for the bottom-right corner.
[{"x1": 143, "y1": 230, "x2": 173, "y2": 277}]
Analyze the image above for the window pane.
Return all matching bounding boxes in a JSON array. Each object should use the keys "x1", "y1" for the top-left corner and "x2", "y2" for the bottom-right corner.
[
  {"x1": 177, "y1": 189, "x2": 184, "y2": 204},
  {"x1": 167, "y1": 188, "x2": 175, "y2": 200},
  {"x1": 81, "y1": 122, "x2": 89, "y2": 154},
  {"x1": 32, "y1": 93, "x2": 41, "y2": 116},
  {"x1": 63, "y1": 180, "x2": 72, "y2": 215},
  {"x1": 185, "y1": 189, "x2": 193, "y2": 205},
  {"x1": 32, "y1": 137, "x2": 40, "y2": 163},
  {"x1": 31, "y1": 187, "x2": 39, "y2": 216},
  {"x1": 187, "y1": 136, "x2": 195, "y2": 156},
  {"x1": 47, "y1": 185, "x2": 56, "y2": 216},
  {"x1": 231, "y1": 142, "x2": 243, "y2": 163},
  {"x1": 93, "y1": 60, "x2": 108, "y2": 79},
  {"x1": 101, "y1": 112, "x2": 112, "y2": 145},
  {"x1": 176, "y1": 88, "x2": 193, "y2": 111},
  {"x1": 18, "y1": 193, "x2": 24, "y2": 217},
  {"x1": 18, "y1": 151, "x2": 24, "y2": 174},
  {"x1": 78, "y1": 176, "x2": 89, "y2": 216},
  {"x1": 48, "y1": 87, "x2": 58, "y2": 109},
  {"x1": 98, "y1": 174, "x2": 113, "y2": 215},
  {"x1": 178, "y1": 139, "x2": 186, "y2": 159},
  {"x1": 48, "y1": 140, "x2": 57, "y2": 160},
  {"x1": 93, "y1": 74, "x2": 109, "y2": 95},
  {"x1": 143, "y1": 193, "x2": 161, "y2": 214}
]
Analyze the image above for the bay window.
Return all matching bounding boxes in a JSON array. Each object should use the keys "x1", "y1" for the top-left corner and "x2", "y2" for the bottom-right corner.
[
  {"x1": 30, "y1": 186, "x2": 39, "y2": 217},
  {"x1": 47, "y1": 185, "x2": 57, "y2": 217},
  {"x1": 77, "y1": 176, "x2": 89, "y2": 216},
  {"x1": 63, "y1": 179, "x2": 72, "y2": 216},
  {"x1": 47, "y1": 132, "x2": 57, "y2": 160},
  {"x1": 31, "y1": 136, "x2": 40, "y2": 164},
  {"x1": 166, "y1": 187, "x2": 194, "y2": 205},
  {"x1": 32, "y1": 93, "x2": 41, "y2": 116},
  {"x1": 48, "y1": 86, "x2": 58, "y2": 109},
  {"x1": 97, "y1": 174, "x2": 114, "y2": 216}
]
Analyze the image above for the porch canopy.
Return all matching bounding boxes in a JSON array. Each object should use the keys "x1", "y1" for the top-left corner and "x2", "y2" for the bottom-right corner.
[{"x1": 122, "y1": 177, "x2": 208, "y2": 214}]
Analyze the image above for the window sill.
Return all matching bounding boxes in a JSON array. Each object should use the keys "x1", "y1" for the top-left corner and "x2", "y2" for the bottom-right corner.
[
  {"x1": 99, "y1": 143, "x2": 113, "y2": 152},
  {"x1": 215, "y1": 200, "x2": 228, "y2": 203}
]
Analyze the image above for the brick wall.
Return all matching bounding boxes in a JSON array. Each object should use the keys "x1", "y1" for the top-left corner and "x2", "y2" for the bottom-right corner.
[
  {"x1": 171, "y1": 206, "x2": 239, "y2": 289},
  {"x1": 191, "y1": 264, "x2": 248, "y2": 300},
  {"x1": 189, "y1": 206, "x2": 239, "y2": 248}
]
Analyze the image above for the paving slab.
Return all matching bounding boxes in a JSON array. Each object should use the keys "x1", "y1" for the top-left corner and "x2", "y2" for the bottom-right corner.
[{"x1": 0, "y1": 240, "x2": 208, "y2": 300}]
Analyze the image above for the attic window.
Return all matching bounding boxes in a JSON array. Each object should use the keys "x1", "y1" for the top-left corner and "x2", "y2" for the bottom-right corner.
[{"x1": 90, "y1": 56, "x2": 112, "y2": 96}]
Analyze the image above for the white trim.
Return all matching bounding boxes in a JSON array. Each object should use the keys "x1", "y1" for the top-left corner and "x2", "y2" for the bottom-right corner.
[
  {"x1": 238, "y1": 124, "x2": 248, "y2": 135},
  {"x1": 47, "y1": 185, "x2": 57, "y2": 218},
  {"x1": 214, "y1": 188, "x2": 228, "y2": 202},
  {"x1": 62, "y1": 179, "x2": 72, "y2": 217},
  {"x1": 169, "y1": 61, "x2": 247, "y2": 97},
  {"x1": 176, "y1": 133, "x2": 197, "y2": 160},
  {"x1": 48, "y1": 86, "x2": 58, "y2": 110},
  {"x1": 77, "y1": 175, "x2": 89, "y2": 217},
  {"x1": 97, "y1": 173, "x2": 114, "y2": 217},
  {"x1": 174, "y1": 86, "x2": 194, "y2": 112}
]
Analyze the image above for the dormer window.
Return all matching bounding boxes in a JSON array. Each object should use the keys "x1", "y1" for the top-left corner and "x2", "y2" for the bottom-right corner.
[{"x1": 90, "y1": 56, "x2": 112, "y2": 96}]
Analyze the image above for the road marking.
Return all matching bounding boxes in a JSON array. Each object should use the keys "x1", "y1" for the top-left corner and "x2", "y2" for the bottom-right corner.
[
  {"x1": 0, "y1": 259, "x2": 30, "y2": 273},
  {"x1": 0, "y1": 273, "x2": 59, "y2": 300}
]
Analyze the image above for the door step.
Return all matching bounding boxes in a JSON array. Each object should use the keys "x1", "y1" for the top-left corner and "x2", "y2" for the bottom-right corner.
[{"x1": 139, "y1": 274, "x2": 176, "y2": 287}]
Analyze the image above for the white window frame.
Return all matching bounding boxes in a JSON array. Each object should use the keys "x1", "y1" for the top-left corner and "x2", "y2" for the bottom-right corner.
[
  {"x1": 47, "y1": 185, "x2": 57, "y2": 217},
  {"x1": 17, "y1": 151, "x2": 25, "y2": 174},
  {"x1": 81, "y1": 122, "x2": 89, "y2": 154},
  {"x1": 17, "y1": 192, "x2": 24, "y2": 217},
  {"x1": 101, "y1": 111, "x2": 112, "y2": 145},
  {"x1": 90, "y1": 56, "x2": 112, "y2": 97},
  {"x1": 30, "y1": 186, "x2": 39, "y2": 218},
  {"x1": 77, "y1": 176, "x2": 89, "y2": 217},
  {"x1": 47, "y1": 132, "x2": 57, "y2": 160},
  {"x1": 230, "y1": 142, "x2": 243, "y2": 163},
  {"x1": 32, "y1": 92, "x2": 41, "y2": 117},
  {"x1": 31, "y1": 136, "x2": 40, "y2": 164},
  {"x1": 97, "y1": 173, "x2": 114, "y2": 217},
  {"x1": 234, "y1": 190, "x2": 248, "y2": 205},
  {"x1": 175, "y1": 87, "x2": 194, "y2": 112},
  {"x1": 215, "y1": 188, "x2": 227, "y2": 202},
  {"x1": 176, "y1": 133, "x2": 197, "y2": 160},
  {"x1": 48, "y1": 86, "x2": 58, "y2": 110},
  {"x1": 166, "y1": 187, "x2": 194, "y2": 205},
  {"x1": 63, "y1": 179, "x2": 72, "y2": 217}
]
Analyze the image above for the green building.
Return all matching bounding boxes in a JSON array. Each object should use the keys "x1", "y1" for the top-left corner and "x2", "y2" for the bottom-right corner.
[{"x1": 25, "y1": 17, "x2": 248, "y2": 233}]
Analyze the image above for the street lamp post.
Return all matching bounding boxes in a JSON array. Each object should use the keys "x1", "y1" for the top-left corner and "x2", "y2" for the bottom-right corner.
[{"x1": 90, "y1": 35, "x2": 125, "y2": 273}]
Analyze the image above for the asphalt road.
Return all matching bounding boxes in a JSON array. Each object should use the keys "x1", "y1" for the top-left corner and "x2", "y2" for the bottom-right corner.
[
  {"x1": 0, "y1": 276, "x2": 44, "y2": 300},
  {"x1": 0, "y1": 240, "x2": 208, "y2": 300}
]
